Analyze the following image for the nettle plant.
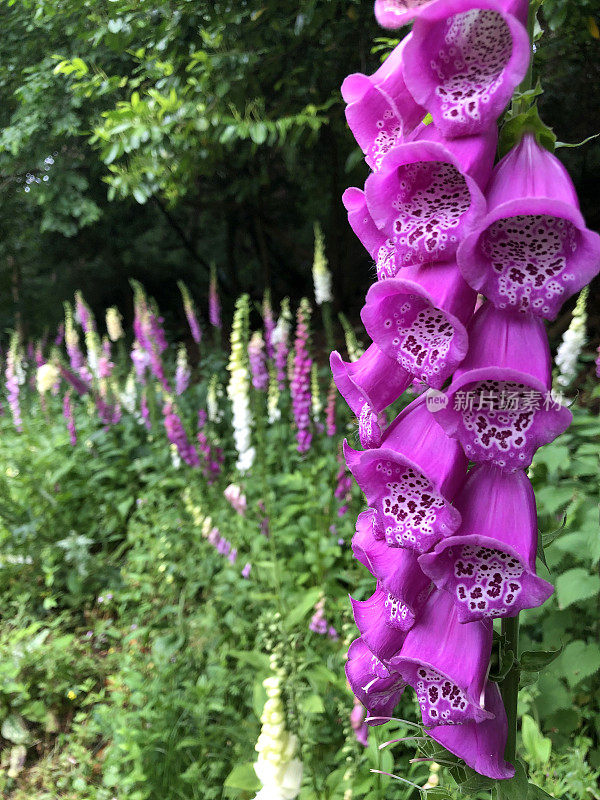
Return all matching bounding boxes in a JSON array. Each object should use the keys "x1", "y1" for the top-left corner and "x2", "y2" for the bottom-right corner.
[{"x1": 333, "y1": 0, "x2": 600, "y2": 796}]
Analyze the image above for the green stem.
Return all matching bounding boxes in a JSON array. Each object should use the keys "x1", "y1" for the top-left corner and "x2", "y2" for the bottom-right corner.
[
  {"x1": 516, "y1": 0, "x2": 540, "y2": 114},
  {"x1": 500, "y1": 615, "x2": 520, "y2": 765}
]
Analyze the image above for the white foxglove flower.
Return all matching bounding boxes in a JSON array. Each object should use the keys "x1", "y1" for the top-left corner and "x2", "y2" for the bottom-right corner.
[
  {"x1": 252, "y1": 674, "x2": 303, "y2": 800},
  {"x1": 36, "y1": 362, "x2": 59, "y2": 395},
  {"x1": 555, "y1": 288, "x2": 588, "y2": 389},
  {"x1": 312, "y1": 222, "x2": 332, "y2": 305},
  {"x1": 227, "y1": 296, "x2": 254, "y2": 472}
]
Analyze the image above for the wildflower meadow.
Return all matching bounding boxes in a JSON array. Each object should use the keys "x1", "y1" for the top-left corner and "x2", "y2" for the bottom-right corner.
[{"x1": 0, "y1": 1, "x2": 599, "y2": 800}]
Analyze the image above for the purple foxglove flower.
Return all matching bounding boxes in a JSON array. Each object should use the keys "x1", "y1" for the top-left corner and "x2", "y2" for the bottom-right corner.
[
  {"x1": 419, "y1": 465, "x2": 553, "y2": 621},
  {"x1": 361, "y1": 260, "x2": 476, "y2": 389},
  {"x1": 140, "y1": 392, "x2": 151, "y2": 430},
  {"x1": 353, "y1": 509, "x2": 432, "y2": 631},
  {"x1": 434, "y1": 302, "x2": 572, "y2": 471},
  {"x1": 209, "y1": 271, "x2": 222, "y2": 330},
  {"x1": 351, "y1": 586, "x2": 408, "y2": 661},
  {"x1": 59, "y1": 365, "x2": 90, "y2": 397},
  {"x1": 458, "y1": 133, "x2": 600, "y2": 319},
  {"x1": 428, "y1": 680, "x2": 514, "y2": 779},
  {"x1": 343, "y1": 187, "x2": 398, "y2": 281},
  {"x1": 596, "y1": 346, "x2": 600, "y2": 379},
  {"x1": 402, "y1": 0, "x2": 530, "y2": 138},
  {"x1": 341, "y1": 38, "x2": 425, "y2": 171},
  {"x1": 241, "y1": 562, "x2": 252, "y2": 579},
  {"x1": 389, "y1": 589, "x2": 493, "y2": 726},
  {"x1": 163, "y1": 401, "x2": 200, "y2": 467},
  {"x1": 291, "y1": 301, "x2": 313, "y2": 453},
  {"x1": 350, "y1": 699, "x2": 369, "y2": 747},
  {"x1": 330, "y1": 344, "x2": 412, "y2": 448},
  {"x1": 263, "y1": 294, "x2": 275, "y2": 359},
  {"x1": 345, "y1": 637, "x2": 406, "y2": 724},
  {"x1": 345, "y1": 395, "x2": 466, "y2": 552},
  {"x1": 55, "y1": 323, "x2": 65, "y2": 347},
  {"x1": 248, "y1": 332, "x2": 269, "y2": 391},
  {"x1": 362, "y1": 123, "x2": 494, "y2": 270},
  {"x1": 63, "y1": 391, "x2": 77, "y2": 445}
]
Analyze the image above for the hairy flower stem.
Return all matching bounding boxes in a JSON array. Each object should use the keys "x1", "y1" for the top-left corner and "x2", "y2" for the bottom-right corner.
[
  {"x1": 500, "y1": 614, "x2": 520, "y2": 764},
  {"x1": 516, "y1": 0, "x2": 540, "y2": 114}
]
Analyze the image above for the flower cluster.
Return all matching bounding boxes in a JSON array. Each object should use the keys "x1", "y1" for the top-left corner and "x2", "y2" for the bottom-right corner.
[
  {"x1": 196, "y1": 409, "x2": 223, "y2": 482},
  {"x1": 132, "y1": 281, "x2": 170, "y2": 392},
  {"x1": 290, "y1": 298, "x2": 313, "y2": 453},
  {"x1": 105, "y1": 307, "x2": 123, "y2": 342},
  {"x1": 63, "y1": 390, "x2": 76, "y2": 445},
  {"x1": 208, "y1": 266, "x2": 221, "y2": 331},
  {"x1": 227, "y1": 294, "x2": 255, "y2": 472},
  {"x1": 37, "y1": 362, "x2": 60, "y2": 395},
  {"x1": 554, "y1": 288, "x2": 588, "y2": 389},
  {"x1": 335, "y1": 1, "x2": 600, "y2": 781},
  {"x1": 312, "y1": 222, "x2": 333, "y2": 306},
  {"x1": 5, "y1": 334, "x2": 24, "y2": 432},
  {"x1": 309, "y1": 596, "x2": 338, "y2": 640},
  {"x1": 249, "y1": 332, "x2": 269, "y2": 391},
  {"x1": 175, "y1": 344, "x2": 191, "y2": 396},
  {"x1": 253, "y1": 668, "x2": 303, "y2": 800},
  {"x1": 183, "y1": 491, "x2": 250, "y2": 578},
  {"x1": 179, "y1": 280, "x2": 202, "y2": 343},
  {"x1": 273, "y1": 298, "x2": 292, "y2": 392},
  {"x1": 224, "y1": 483, "x2": 247, "y2": 516},
  {"x1": 163, "y1": 400, "x2": 199, "y2": 467}
]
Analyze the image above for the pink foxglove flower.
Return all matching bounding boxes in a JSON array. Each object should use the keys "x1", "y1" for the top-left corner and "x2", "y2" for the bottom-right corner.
[
  {"x1": 63, "y1": 391, "x2": 76, "y2": 445},
  {"x1": 208, "y1": 268, "x2": 221, "y2": 331},
  {"x1": 434, "y1": 302, "x2": 572, "y2": 471},
  {"x1": 353, "y1": 509, "x2": 431, "y2": 631},
  {"x1": 419, "y1": 465, "x2": 553, "y2": 621},
  {"x1": 389, "y1": 589, "x2": 493, "y2": 726},
  {"x1": 345, "y1": 637, "x2": 406, "y2": 724},
  {"x1": 175, "y1": 345, "x2": 191, "y2": 396},
  {"x1": 361, "y1": 124, "x2": 494, "y2": 271},
  {"x1": 402, "y1": 0, "x2": 530, "y2": 138},
  {"x1": 291, "y1": 299, "x2": 313, "y2": 453},
  {"x1": 163, "y1": 401, "x2": 199, "y2": 467},
  {"x1": 263, "y1": 292, "x2": 275, "y2": 359},
  {"x1": 178, "y1": 281, "x2": 202, "y2": 343},
  {"x1": 344, "y1": 396, "x2": 466, "y2": 552},
  {"x1": 248, "y1": 332, "x2": 269, "y2": 391},
  {"x1": 350, "y1": 699, "x2": 369, "y2": 747},
  {"x1": 458, "y1": 133, "x2": 600, "y2": 319},
  {"x1": 428, "y1": 680, "x2": 514, "y2": 779},
  {"x1": 342, "y1": 39, "x2": 425, "y2": 171},
  {"x1": 224, "y1": 484, "x2": 247, "y2": 516},
  {"x1": 360, "y1": 260, "x2": 476, "y2": 389},
  {"x1": 325, "y1": 379, "x2": 336, "y2": 437},
  {"x1": 330, "y1": 344, "x2": 412, "y2": 448}
]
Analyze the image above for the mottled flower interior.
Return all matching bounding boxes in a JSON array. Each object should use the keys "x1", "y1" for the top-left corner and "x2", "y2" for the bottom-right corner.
[
  {"x1": 455, "y1": 380, "x2": 543, "y2": 468},
  {"x1": 378, "y1": 295, "x2": 457, "y2": 386},
  {"x1": 385, "y1": 592, "x2": 418, "y2": 631},
  {"x1": 433, "y1": 11, "x2": 512, "y2": 126},
  {"x1": 448, "y1": 545, "x2": 524, "y2": 618},
  {"x1": 391, "y1": 161, "x2": 470, "y2": 264},
  {"x1": 480, "y1": 215, "x2": 580, "y2": 316},
  {"x1": 371, "y1": 110, "x2": 404, "y2": 170},
  {"x1": 374, "y1": 462, "x2": 458, "y2": 551},
  {"x1": 415, "y1": 665, "x2": 469, "y2": 726}
]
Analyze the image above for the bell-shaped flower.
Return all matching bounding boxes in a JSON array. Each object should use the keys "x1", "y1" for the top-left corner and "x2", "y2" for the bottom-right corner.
[
  {"x1": 351, "y1": 585, "x2": 409, "y2": 661},
  {"x1": 361, "y1": 260, "x2": 476, "y2": 389},
  {"x1": 344, "y1": 396, "x2": 466, "y2": 551},
  {"x1": 458, "y1": 133, "x2": 600, "y2": 319},
  {"x1": 345, "y1": 637, "x2": 406, "y2": 725},
  {"x1": 330, "y1": 344, "x2": 412, "y2": 448},
  {"x1": 389, "y1": 589, "x2": 493, "y2": 726},
  {"x1": 353, "y1": 509, "x2": 432, "y2": 630},
  {"x1": 428, "y1": 680, "x2": 515, "y2": 779},
  {"x1": 419, "y1": 465, "x2": 553, "y2": 621},
  {"x1": 402, "y1": 0, "x2": 530, "y2": 138},
  {"x1": 434, "y1": 302, "x2": 572, "y2": 470},
  {"x1": 342, "y1": 38, "x2": 425, "y2": 170},
  {"x1": 342, "y1": 187, "x2": 398, "y2": 281},
  {"x1": 362, "y1": 123, "x2": 495, "y2": 269}
]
